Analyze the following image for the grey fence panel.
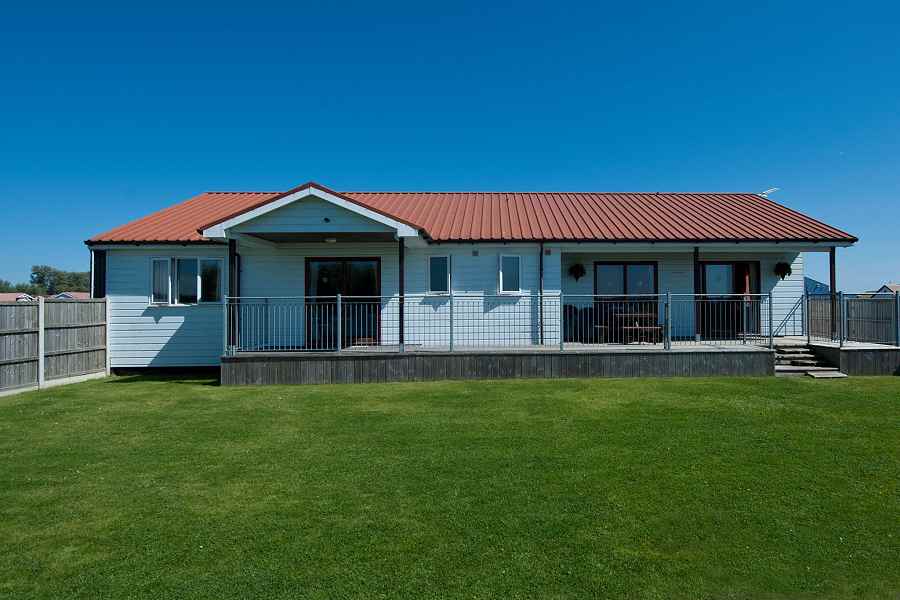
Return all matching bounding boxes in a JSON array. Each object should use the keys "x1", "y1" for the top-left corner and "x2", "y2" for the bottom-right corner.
[
  {"x1": 0, "y1": 302, "x2": 39, "y2": 391},
  {"x1": 0, "y1": 299, "x2": 108, "y2": 393},
  {"x1": 43, "y1": 300, "x2": 108, "y2": 381}
]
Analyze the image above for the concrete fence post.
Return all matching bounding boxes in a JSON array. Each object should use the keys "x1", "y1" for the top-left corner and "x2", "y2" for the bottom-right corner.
[
  {"x1": 105, "y1": 297, "x2": 112, "y2": 374},
  {"x1": 37, "y1": 297, "x2": 45, "y2": 388}
]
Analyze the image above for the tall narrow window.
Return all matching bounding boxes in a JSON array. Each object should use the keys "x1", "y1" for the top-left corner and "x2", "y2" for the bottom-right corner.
[
  {"x1": 200, "y1": 259, "x2": 223, "y2": 302},
  {"x1": 176, "y1": 258, "x2": 198, "y2": 304},
  {"x1": 428, "y1": 256, "x2": 450, "y2": 294},
  {"x1": 499, "y1": 255, "x2": 521, "y2": 293},
  {"x1": 151, "y1": 259, "x2": 170, "y2": 304}
]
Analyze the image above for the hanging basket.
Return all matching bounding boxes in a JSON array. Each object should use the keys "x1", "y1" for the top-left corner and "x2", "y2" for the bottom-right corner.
[
  {"x1": 568, "y1": 263, "x2": 586, "y2": 281},
  {"x1": 774, "y1": 262, "x2": 793, "y2": 280}
]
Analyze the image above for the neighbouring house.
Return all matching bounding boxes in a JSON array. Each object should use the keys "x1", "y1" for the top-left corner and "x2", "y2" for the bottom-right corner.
[
  {"x1": 85, "y1": 181, "x2": 863, "y2": 381},
  {"x1": 874, "y1": 283, "x2": 900, "y2": 295},
  {"x1": 52, "y1": 291, "x2": 91, "y2": 300},
  {"x1": 0, "y1": 292, "x2": 35, "y2": 302},
  {"x1": 804, "y1": 276, "x2": 830, "y2": 295}
]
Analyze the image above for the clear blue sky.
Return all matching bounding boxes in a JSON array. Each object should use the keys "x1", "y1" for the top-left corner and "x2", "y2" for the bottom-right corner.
[{"x1": 2, "y1": 1, "x2": 898, "y2": 290}]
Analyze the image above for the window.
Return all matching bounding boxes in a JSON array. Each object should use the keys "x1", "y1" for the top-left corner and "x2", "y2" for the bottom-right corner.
[
  {"x1": 200, "y1": 259, "x2": 223, "y2": 302},
  {"x1": 499, "y1": 255, "x2": 521, "y2": 294},
  {"x1": 176, "y1": 258, "x2": 198, "y2": 304},
  {"x1": 594, "y1": 262, "x2": 657, "y2": 296},
  {"x1": 151, "y1": 259, "x2": 170, "y2": 304},
  {"x1": 428, "y1": 256, "x2": 450, "y2": 294},
  {"x1": 150, "y1": 257, "x2": 223, "y2": 305}
]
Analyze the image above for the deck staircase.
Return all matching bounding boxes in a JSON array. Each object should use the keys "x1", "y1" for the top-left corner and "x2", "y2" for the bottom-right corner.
[{"x1": 774, "y1": 342, "x2": 847, "y2": 378}]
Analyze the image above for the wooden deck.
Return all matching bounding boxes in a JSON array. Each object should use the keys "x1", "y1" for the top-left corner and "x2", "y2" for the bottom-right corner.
[{"x1": 221, "y1": 345, "x2": 774, "y2": 385}]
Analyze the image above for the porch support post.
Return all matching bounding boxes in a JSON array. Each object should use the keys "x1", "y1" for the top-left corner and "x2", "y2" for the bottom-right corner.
[
  {"x1": 539, "y1": 242, "x2": 544, "y2": 345},
  {"x1": 693, "y1": 246, "x2": 701, "y2": 341},
  {"x1": 227, "y1": 239, "x2": 239, "y2": 352},
  {"x1": 829, "y1": 247, "x2": 837, "y2": 340},
  {"x1": 398, "y1": 238, "x2": 405, "y2": 351}
]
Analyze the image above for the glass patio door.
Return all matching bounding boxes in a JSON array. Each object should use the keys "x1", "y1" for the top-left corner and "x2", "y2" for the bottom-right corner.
[
  {"x1": 306, "y1": 258, "x2": 380, "y2": 349},
  {"x1": 700, "y1": 262, "x2": 759, "y2": 340}
]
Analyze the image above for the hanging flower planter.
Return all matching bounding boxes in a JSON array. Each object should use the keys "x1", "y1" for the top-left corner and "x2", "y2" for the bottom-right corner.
[
  {"x1": 568, "y1": 263, "x2": 586, "y2": 281},
  {"x1": 774, "y1": 262, "x2": 792, "y2": 280}
]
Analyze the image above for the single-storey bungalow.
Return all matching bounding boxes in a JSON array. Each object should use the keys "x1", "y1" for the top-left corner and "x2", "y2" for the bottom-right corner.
[{"x1": 86, "y1": 181, "x2": 862, "y2": 382}]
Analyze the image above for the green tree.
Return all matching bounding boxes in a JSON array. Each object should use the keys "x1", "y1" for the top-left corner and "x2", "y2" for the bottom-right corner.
[{"x1": 29, "y1": 265, "x2": 89, "y2": 295}]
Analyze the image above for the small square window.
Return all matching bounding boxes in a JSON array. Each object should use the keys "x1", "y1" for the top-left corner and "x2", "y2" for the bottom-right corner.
[{"x1": 428, "y1": 256, "x2": 450, "y2": 294}]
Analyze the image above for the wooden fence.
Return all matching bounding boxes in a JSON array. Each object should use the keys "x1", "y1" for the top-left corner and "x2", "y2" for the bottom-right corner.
[{"x1": 0, "y1": 298, "x2": 109, "y2": 394}]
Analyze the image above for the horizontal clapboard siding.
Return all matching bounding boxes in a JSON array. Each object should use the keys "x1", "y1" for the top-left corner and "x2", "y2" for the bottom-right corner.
[{"x1": 107, "y1": 247, "x2": 227, "y2": 367}]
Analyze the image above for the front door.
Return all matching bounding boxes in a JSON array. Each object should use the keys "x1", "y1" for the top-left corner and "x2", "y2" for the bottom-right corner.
[{"x1": 306, "y1": 258, "x2": 380, "y2": 349}]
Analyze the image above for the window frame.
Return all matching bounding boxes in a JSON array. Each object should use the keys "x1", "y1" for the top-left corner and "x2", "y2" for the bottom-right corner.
[
  {"x1": 426, "y1": 255, "x2": 451, "y2": 295},
  {"x1": 148, "y1": 256, "x2": 225, "y2": 307},
  {"x1": 592, "y1": 261, "x2": 658, "y2": 296},
  {"x1": 498, "y1": 254, "x2": 522, "y2": 295}
]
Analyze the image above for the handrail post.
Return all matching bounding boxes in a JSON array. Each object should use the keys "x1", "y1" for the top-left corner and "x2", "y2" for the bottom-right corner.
[
  {"x1": 895, "y1": 291, "x2": 900, "y2": 347},
  {"x1": 664, "y1": 292, "x2": 671, "y2": 350},
  {"x1": 804, "y1": 293, "x2": 810, "y2": 345},
  {"x1": 398, "y1": 295, "x2": 405, "y2": 353},
  {"x1": 448, "y1": 292, "x2": 454, "y2": 352},
  {"x1": 559, "y1": 293, "x2": 565, "y2": 351},
  {"x1": 767, "y1": 291, "x2": 774, "y2": 349},
  {"x1": 838, "y1": 291, "x2": 845, "y2": 347},
  {"x1": 222, "y1": 298, "x2": 229, "y2": 357},
  {"x1": 336, "y1": 294, "x2": 342, "y2": 352}
]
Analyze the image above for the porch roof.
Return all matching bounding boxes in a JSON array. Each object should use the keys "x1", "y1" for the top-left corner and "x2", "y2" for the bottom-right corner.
[{"x1": 87, "y1": 181, "x2": 857, "y2": 245}]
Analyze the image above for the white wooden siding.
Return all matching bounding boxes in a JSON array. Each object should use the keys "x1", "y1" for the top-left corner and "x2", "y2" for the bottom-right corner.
[
  {"x1": 231, "y1": 197, "x2": 393, "y2": 234},
  {"x1": 107, "y1": 247, "x2": 228, "y2": 367}
]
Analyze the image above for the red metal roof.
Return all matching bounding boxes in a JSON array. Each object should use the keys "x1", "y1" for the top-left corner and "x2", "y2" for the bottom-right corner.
[{"x1": 88, "y1": 182, "x2": 857, "y2": 244}]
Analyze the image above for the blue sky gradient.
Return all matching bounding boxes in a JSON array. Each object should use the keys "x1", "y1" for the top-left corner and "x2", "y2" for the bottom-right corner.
[{"x1": 2, "y1": 2, "x2": 898, "y2": 290}]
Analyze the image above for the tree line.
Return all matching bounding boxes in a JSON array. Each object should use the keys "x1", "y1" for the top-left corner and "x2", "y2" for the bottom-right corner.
[{"x1": 0, "y1": 265, "x2": 90, "y2": 296}]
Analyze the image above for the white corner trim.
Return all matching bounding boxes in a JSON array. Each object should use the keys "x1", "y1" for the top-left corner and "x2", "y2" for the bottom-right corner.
[{"x1": 201, "y1": 186, "x2": 420, "y2": 239}]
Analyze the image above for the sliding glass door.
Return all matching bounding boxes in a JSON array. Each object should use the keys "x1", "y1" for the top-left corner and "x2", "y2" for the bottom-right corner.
[{"x1": 305, "y1": 258, "x2": 381, "y2": 349}]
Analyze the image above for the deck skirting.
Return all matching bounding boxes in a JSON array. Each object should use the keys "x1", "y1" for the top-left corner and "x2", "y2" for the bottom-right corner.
[
  {"x1": 810, "y1": 344, "x2": 900, "y2": 376},
  {"x1": 221, "y1": 348, "x2": 774, "y2": 385}
]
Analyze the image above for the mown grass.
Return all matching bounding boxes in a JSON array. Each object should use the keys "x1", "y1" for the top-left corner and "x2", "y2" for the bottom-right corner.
[{"x1": 1, "y1": 375, "x2": 898, "y2": 599}]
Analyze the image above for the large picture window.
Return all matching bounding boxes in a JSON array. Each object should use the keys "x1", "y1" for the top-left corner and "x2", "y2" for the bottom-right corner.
[
  {"x1": 150, "y1": 257, "x2": 223, "y2": 305},
  {"x1": 593, "y1": 262, "x2": 657, "y2": 296}
]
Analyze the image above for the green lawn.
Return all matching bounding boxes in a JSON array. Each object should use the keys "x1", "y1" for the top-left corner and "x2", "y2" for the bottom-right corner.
[{"x1": 1, "y1": 376, "x2": 898, "y2": 599}]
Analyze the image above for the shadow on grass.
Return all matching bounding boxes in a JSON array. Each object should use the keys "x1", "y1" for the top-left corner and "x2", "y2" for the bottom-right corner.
[{"x1": 106, "y1": 368, "x2": 220, "y2": 386}]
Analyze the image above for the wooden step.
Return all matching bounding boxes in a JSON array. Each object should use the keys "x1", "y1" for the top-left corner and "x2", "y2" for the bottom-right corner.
[
  {"x1": 775, "y1": 365, "x2": 839, "y2": 373},
  {"x1": 807, "y1": 371, "x2": 849, "y2": 379},
  {"x1": 776, "y1": 353, "x2": 816, "y2": 360}
]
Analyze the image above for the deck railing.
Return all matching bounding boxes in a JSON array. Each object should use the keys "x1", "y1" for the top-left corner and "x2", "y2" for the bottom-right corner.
[{"x1": 223, "y1": 293, "x2": 795, "y2": 354}]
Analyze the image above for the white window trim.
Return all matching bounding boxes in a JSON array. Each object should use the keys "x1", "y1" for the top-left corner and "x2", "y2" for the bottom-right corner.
[
  {"x1": 498, "y1": 254, "x2": 522, "y2": 295},
  {"x1": 148, "y1": 257, "x2": 224, "y2": 307},
  {"x1": 426, "y1": 255, "x2": 451, "y2": 295}
]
